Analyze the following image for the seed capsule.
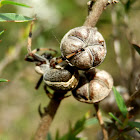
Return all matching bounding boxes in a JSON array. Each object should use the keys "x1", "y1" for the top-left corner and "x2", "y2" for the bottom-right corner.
[
  {"x1": 72, "y1": 68, "x2": 113, "y2": 103},
  {"x1": 60, "y1": 26, "x2": 107, "y2": 70}
]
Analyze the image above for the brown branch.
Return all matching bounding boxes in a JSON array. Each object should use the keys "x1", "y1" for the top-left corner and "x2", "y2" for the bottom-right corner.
[
  {"x1": 34, "y1": 92, "x2": 66, "y2": 140},
  {"x1": 84, "y1": 0, "x2": 108, "y2": 27},
  {"x1": 94, "y1": 103, "x2": 108, "y2": 140}
]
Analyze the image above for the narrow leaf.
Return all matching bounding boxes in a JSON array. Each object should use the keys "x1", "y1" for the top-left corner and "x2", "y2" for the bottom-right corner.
[
  {"x1": 0, "y1": 79, "x2": 9, "y2": 82},
  {"x1": 128, "y1": 121, "x2": 140, "y2": 129},
  {"x1": 112, "y1": 87, "x2": 128, "y2": 118},
  {"x1": 132, "y1": 43, "x2": 140, "y2": 55},
  {"x1": 47, "y1": 133, "x2": 52, "y2": 140},
  {"x1": 109, "y1": 112, "x2": 123, "y2": 125},
  {"x1": 0, "y1": 0, "x2": 31, "y2": 8},
  {"x1": 135, "y1": 128, "x2": 140, "y2": 134},
  {"x1": 85, "y1": 118, "x2": 98, "y2": 127},
  {"x1": 55, "y1": 130, "x2": 60, "y2": 140},
  {"x1": 78, "y1": 138, "x2": 88, "y2": 140},
  {"x1": 0, "y1": 29, "x2": 5, "y2": 35},
  {"x1": 58, "y1": 113, "x2": 96, "y2": 140},
  {"x1": 0, "y1": 13, "x2": 35, "y2": 22},
  {"x1": 73, "y1": 117, "x2": 86, "y2": 136}
]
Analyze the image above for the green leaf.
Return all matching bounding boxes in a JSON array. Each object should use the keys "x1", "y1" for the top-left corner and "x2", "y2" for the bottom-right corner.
[
  {"x1": 0, "y1": 13, "x2": 35, "y2": 22},
  {"x1": 0, "y1": 0, "x2": 31, "y2": 8},
  {"x1": 77, "y1": 138, "x2": 87, "y2": 140},
  {"x1": 47, "y1": 133, "x2": 52, "y2": 140},
  {"x1": 135, "y1": 128, "x2": 140, "y2": 134},
  {"x1": 73, "y1": 114, "x2": 98, "y2": 136},
  {"x1": 72, "y1": 116, "x2": 86, "y2": 136},
  {"x1": 58, "y1": 133, "x2": 78, "y2": 140},
  {"x1": 112, "y1": 87, "x2": 128, "y2": 118},
  {"x1": 58, "y1": 113, "x2": 96, "y2": 140},
  {"x1": 128, "y1": 121, "x2": 140, "y2": 129},
  {"x1": 0, "y1": 79, "x2": 9, "y2": 82},
  {"x1": 109, "y1": 112, "x2": 123, "y2": 125},
  {"x1": 85, "y1": 117, "x2": 98, "y2": 127},
  {"x1": 55, "y1": 130, "x2": 60, "y2": 140},
  {"x1": 132, "y1": 43, "x2": 140, "y2": 55},
  {"x1": 0, "y1": 29, "x2": 5, "y2": 35}
]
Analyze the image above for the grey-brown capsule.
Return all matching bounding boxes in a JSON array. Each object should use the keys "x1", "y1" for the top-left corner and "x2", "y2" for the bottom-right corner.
[
  {"x1": 72, "y1": 68, "x2": 113, "y2": 103},
  {"x1": 60, "y1": 26, "x2": 107, "y2": 70}
]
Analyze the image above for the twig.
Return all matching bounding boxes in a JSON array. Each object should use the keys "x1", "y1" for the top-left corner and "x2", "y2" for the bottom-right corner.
[
  {"x1": 84, "y1": 0, "x2": 108, "y2": 27},
  {"x1": 34, "y1": 92, "x2": 66, "y2": 140},
  {"x1": 94, "y1": 103, "x2": 108, "y2": 140}
]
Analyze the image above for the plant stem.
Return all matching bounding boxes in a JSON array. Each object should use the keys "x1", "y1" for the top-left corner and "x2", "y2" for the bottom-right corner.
[
  {"x1": 34, "y1": 92, "x2": 65, "y2": 140},
  {"x1": 94, "y1": 103, "x2": 108, "y2": 140},
  {"x1": 84, "y1": 0, "x2": 108, "y2": 27}
]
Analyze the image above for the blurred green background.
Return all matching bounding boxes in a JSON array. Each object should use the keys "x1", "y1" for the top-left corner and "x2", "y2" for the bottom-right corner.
[{"x1": 0, "y1": 0, "x2": 140, "y2": 139}]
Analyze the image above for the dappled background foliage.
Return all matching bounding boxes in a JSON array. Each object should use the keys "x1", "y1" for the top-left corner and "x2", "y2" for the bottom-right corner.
[{"x1": 0, "y1": 0, "x2": 140, "y2": 139}]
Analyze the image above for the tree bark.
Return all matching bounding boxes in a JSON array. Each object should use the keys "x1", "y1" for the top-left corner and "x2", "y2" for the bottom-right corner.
[
  {"x1": 34, "y1": 93, "x2": 63, "y2": 140},
  {"x1": 84, "y1": 0, "x2": 108, "y2": 27}
]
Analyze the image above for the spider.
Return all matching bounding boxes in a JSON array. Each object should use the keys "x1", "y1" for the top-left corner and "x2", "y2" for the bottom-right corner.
[{"x1": 25, "y1": 21, "x2": 79, "y2": 98}]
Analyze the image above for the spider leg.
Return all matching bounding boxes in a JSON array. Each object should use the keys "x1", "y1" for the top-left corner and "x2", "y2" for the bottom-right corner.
[
  {"x1": 38, "y1": 104, "x2": 49, "y2": 118},
  {"x1": 32, "y1": 48, "x2": 57, "y2": 56},
  {"x1": 27, "y1": 21, "x2": 58, "y2": 64},
  {"x1": 24, "y1": 55, "x2": 36, "y2": 62},
  {"x1": 25, "y1": 53, "x2": 46, "y2": 64},
  {"x1": 65, "y1": 48, "x2": 85, "y2": 62},
  {"x1": 27, "y1": 21, "x2": 46, "y2": 63},
  {"x1": 44, "y1": 84, "x2": 53, "y2": 99},
  {"x1": 27, "y1": 21, "x2": 34, "y2": 53},
  {"x1": 63, "y1": 48, "x2": 85, "y2": 60},
  {"x1": 35, "y1": 75, "x2": 43, "y2": 90},
  {"x1": 27, "y1": 22, "x2": 57, "y2": 63},
  {"x1": 38, "y1": 104, "x2": 44, "y2": 118},
  {"x1": 30, "y1": 53, "x2": 47, "y2": 62},
  {"x1": 106, "y1": 0, "x2": 119, "y2": 6},
  {"x1": 87, "y1": 0, "x2": 95, "y2": 15},
  {"x1": 49, "y1": 48, "x2": 85, "y2": 68},
  {"x1": 49, "y1": 56, "x2": 66, "y2": 67}
]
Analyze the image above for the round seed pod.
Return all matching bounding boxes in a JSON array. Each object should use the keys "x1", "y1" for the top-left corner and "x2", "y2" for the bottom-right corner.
[
  {"x1": 60, "y1": 26, "x2": 107, "y2": 70},
  {"x1": 72, "y1": 68, "x2": 113, "y2": 103}
]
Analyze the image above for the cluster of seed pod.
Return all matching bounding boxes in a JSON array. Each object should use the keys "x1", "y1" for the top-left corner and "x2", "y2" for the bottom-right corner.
[
  {"x1": 60, "y1": 26, "x2": 107, "y2": 70},
  {"x1": 25, "y1": 25, "x2": 113, "y2": 103},
  {"x1": 72, "y1": 68, "x2": 113, "y2": 103},
  {"x1": 60, "y1": 26, "x2": 113, "y2": 103}
]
